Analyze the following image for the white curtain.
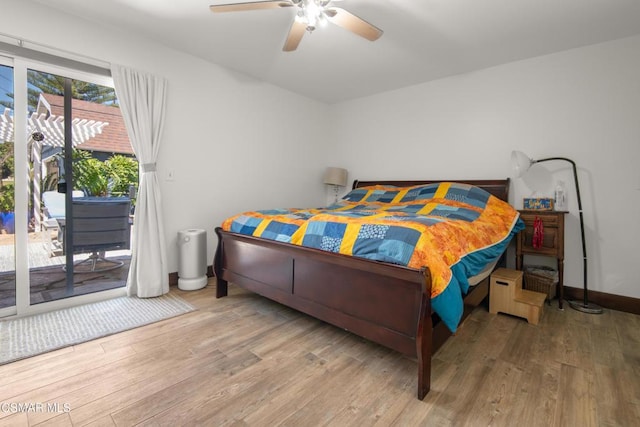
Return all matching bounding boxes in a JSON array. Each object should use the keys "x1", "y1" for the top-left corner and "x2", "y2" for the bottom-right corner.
[{"x1": 111, "y1": 64, "x2": 169, "y2": 298}]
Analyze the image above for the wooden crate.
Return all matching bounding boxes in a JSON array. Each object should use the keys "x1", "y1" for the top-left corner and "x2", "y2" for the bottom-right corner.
[{"x1": 490, "y1": 268, "x2": 546, "y2": 325}]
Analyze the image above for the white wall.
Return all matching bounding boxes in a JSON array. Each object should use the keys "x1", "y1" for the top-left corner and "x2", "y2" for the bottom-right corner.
[
  {"x1": 329, "y1": 35, "x2": 640, "y2": 299},
  {"x1": 5, "y1": 0, "x2": 330, "y2": 273}
]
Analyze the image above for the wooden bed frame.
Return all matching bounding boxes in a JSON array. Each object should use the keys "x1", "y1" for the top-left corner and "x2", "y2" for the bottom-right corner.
[{"x1": 213, "y1": 179, "x2": 511, "y2": 399}]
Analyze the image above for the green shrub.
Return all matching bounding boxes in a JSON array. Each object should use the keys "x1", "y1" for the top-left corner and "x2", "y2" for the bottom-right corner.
[
  {"x1": 0, "y1": 182, "x2": 14, "y2": 213},
  {"x1": 0, "y1": 142, "x2": 14, "y2": 183},
  {"x1": 105, "y1": 155, "x2": 138, "y2": 197},
  {"x1": 72, "y1": 151, "x2": 138, "y2": 197}
]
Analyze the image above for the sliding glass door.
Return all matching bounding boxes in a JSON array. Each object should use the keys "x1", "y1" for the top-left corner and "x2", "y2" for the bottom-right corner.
[
  {"x1": 0, "y1": 57, "x2": 16, "y2": 316},
  {"x1": 0, "y1": 58, "x2": 135, "y2": 317}
]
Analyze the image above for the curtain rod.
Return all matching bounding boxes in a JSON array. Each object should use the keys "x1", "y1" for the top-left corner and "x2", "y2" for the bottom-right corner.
[{"x1": 0, "y1": 32, "x2": 111, "y2": 77}]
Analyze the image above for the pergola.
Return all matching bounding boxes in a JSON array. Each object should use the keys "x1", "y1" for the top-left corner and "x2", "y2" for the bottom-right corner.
[{"x1": 0, "y1": 106, "x2": 108, "y2": 231}]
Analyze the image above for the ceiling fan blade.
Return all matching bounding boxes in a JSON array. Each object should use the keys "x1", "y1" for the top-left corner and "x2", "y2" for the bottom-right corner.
[
  {"x1": 210, "y1": 1, "x2": 293, "y2": 13},
  {"x1": 324, "y1": 7, "x2": 383, "y2": 41},
  {"x1": 283, "y1": 20, "x2": 306, "y2": 51}
]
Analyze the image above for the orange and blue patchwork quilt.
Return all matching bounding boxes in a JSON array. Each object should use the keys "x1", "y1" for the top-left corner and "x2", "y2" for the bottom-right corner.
[{"x1": 222, "y1": 182, "x2": 524, "y2": 331}]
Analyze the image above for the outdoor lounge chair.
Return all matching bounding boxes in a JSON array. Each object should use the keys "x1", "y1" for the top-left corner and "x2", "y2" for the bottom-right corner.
[{"x1": 42, "y1": 190, "x2": 85, "y2": 256}]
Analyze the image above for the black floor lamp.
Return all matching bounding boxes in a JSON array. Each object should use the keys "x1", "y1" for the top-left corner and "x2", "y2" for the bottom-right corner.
[{"x1": 511, "y1": 150, "x2": 603, "y2": 314}]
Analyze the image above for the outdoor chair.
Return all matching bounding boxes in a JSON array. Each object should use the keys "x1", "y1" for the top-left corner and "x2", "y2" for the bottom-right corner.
[{"x1": 62, "y1": 197, "x2": 131, "y2": 272}]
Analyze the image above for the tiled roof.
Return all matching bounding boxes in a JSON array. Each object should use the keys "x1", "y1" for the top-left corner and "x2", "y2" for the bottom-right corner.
[{"x1": 40, "y1": 93, "x2": 134, "y2": 155}]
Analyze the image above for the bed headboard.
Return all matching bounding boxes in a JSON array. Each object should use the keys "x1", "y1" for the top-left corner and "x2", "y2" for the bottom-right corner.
[{"x1": 352, "y1": 179, "x2": 511, "y2": 202}]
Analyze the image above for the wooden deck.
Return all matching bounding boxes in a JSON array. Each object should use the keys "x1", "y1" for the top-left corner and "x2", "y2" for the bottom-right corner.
[
  {"x1": 0, "y1": 237, "x2": 129, "y2": 309},
  {"x1": 0, "y1": 280, "x2": 638, "y2": 426}
]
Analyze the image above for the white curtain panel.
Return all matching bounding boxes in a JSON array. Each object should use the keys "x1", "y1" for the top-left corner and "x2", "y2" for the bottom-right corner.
[{"x1": 111, "y1": 64, "x2": 169, "y2": 298}]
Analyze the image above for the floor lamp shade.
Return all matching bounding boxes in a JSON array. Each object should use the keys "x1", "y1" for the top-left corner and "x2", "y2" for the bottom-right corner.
[
  {"x1": 510, "y1": 150, "x2": 602, "y2": 314},
  {"x1": 511, "y1": 151, "x2": 534, "y2": 178}
]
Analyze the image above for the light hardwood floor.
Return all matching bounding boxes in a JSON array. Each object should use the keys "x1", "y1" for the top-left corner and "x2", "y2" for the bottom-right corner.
[{"x1": 0, "y1": 279, "x2": 638, "y2": 426}]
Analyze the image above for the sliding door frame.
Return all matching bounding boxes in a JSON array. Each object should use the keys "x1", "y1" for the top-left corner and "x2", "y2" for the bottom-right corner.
[{"x1": 2, "y1": 55, "x2": 126, "y2": 320}]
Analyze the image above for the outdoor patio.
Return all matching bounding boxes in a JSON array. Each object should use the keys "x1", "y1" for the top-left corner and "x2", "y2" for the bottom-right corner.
[
  {"x1": 0, "y1": 72, "x2": 138, "y2": 312},
  {"x1": 0, "y1": 232, "x2": 130, "y2": 309}
]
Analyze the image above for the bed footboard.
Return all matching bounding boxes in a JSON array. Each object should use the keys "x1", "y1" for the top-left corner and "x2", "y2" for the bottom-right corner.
[{"x1": 214, "y1": 227, "x2": 433, "y2": 398}]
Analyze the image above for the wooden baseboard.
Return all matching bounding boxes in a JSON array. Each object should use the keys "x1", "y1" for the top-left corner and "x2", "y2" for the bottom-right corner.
[
  {"x1": 564, "y1": 286, "x2": 640, "y2": 315},
  {"x1": 169, "y1": 266, "x2": 214, "y2": 287}
]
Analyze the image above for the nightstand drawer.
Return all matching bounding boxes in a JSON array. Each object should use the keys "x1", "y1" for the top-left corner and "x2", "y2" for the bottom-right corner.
[
  {"x1": 520, "y1": 227, "x2": 559, "y2": 255},
  {"x1": 519, "y1": 213, "x2": 560, "y2": 228}
]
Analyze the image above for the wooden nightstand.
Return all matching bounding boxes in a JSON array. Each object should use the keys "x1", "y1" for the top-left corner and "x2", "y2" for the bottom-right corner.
[{"x1": 516, "y1": 210, "x2": 567, "y2": 309}]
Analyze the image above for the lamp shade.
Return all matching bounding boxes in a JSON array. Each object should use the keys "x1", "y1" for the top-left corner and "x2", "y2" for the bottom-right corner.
[
  {"x1": 323, "y1": 167, "x2": 348, "y2": 187},
  {"x1": 511, "y1": 150, "x2": 533, "y2": 178}
]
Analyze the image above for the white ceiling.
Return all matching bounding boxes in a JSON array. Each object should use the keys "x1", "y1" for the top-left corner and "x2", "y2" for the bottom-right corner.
[{"x1": 31, "y1": 0, "x2": 640, "y2": 104}]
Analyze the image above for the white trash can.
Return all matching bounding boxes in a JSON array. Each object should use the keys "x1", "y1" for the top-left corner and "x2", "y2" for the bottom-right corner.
[{"x1": 177, "y1": 229, "x2": 207, "y2": 291}]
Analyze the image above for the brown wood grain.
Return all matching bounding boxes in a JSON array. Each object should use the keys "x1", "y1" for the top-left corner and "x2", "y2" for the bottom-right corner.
[{"x1": 1, "y1": 284, "x2": 638, "y2": 426}]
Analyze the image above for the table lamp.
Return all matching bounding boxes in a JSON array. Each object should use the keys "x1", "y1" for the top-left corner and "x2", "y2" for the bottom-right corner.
[{"x1": 323, "y1": 167, "x2": 348, "y2": 203}]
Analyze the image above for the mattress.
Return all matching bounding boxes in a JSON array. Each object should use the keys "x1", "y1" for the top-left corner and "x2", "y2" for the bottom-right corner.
[{"x1": 468, "y1": 259, "x2": 499, "y2": 287}]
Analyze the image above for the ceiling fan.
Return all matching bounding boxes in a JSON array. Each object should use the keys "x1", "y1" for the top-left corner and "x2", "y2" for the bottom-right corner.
[{"x1": 209, "y1": 0, "x2": 383, "y2": 51}]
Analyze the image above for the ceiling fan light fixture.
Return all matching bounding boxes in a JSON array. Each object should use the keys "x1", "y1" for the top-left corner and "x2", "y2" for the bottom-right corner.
[{"x1": 297, "y1": 0, "x2": 330, "y2": 33}]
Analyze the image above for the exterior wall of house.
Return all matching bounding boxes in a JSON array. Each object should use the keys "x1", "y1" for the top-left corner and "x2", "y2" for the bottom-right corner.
[{"x1": 328, "y1": 35, "x2": 640, "y2": 299}]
